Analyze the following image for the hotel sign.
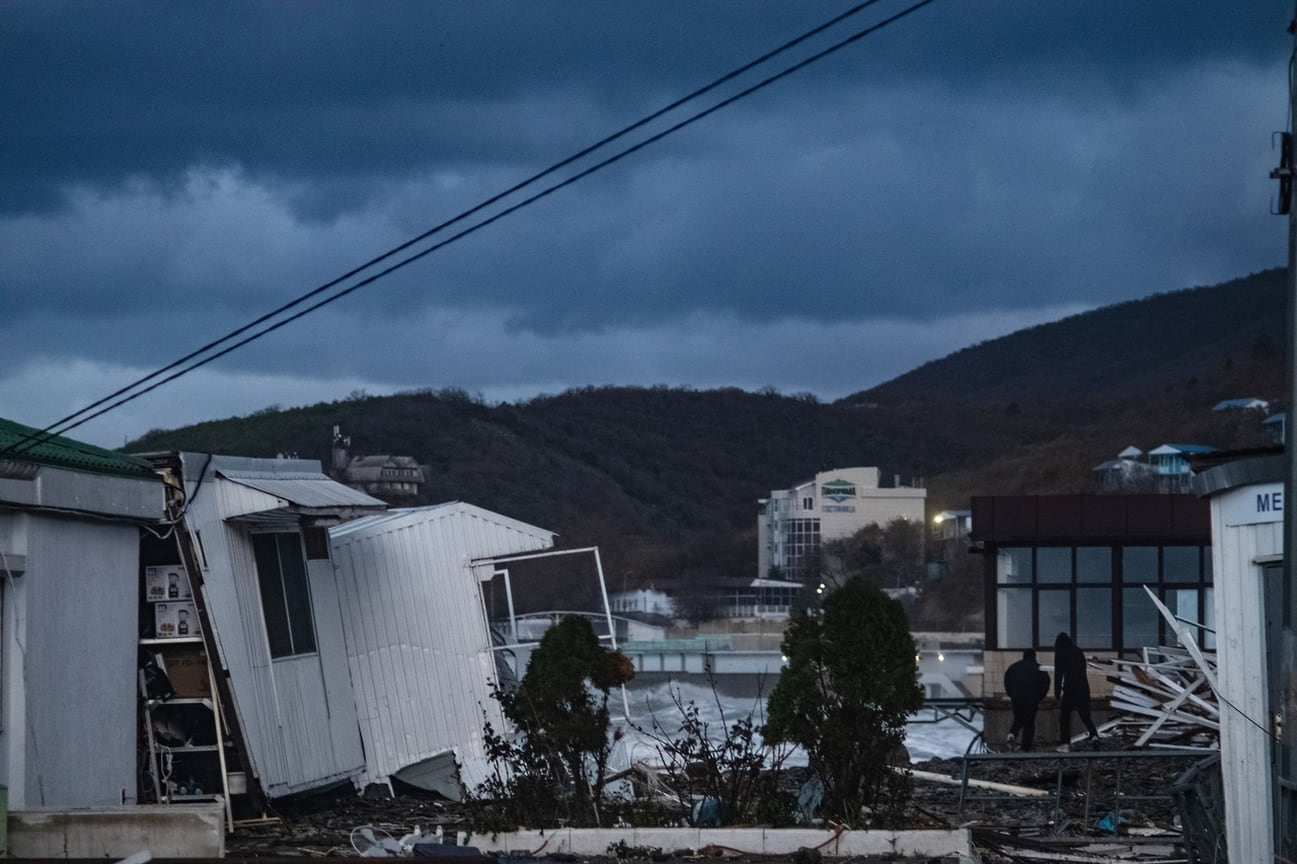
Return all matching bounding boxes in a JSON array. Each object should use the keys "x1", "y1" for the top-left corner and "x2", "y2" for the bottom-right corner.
[
  {"x1": 1222, "y1": 482, "x2": 1284, "y2": 527},
  {"x1": 821, "y1": 478, "x2": 856, "y2": 513}
]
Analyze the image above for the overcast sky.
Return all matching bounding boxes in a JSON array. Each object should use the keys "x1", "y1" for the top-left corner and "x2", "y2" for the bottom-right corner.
[{"x1": 1, "y1": 2, "x2": 1289, "y2": 448}]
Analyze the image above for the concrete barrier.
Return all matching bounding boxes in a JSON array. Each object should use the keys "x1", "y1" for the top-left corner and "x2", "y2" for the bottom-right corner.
[
  {"x1": 467, "y1": 826, "x2": 973, "y2": 860},
  {"x1": 7, "y1": 804, "x2": 225, "y2": 858}
]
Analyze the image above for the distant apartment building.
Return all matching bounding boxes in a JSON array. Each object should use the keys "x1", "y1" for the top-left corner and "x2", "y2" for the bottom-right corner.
[{"x1": 757, "y1": 466, "x2": 926, "y2": 580}]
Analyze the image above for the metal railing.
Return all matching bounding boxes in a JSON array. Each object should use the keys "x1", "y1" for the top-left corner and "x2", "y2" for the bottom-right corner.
[{"x1": 956, "y1": 747, "x2": 1207, "y2": 841}]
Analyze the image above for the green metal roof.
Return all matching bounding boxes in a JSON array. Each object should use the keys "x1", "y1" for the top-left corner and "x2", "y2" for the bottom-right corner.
[{"x1": 0, "y1": 417, "x2": 159, "y2": 479}]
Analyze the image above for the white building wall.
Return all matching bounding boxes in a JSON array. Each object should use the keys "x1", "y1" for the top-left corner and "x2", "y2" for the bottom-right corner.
[
  {"x1": 1209, "y1": 482, "x2": 1281, "y2": 864},
  {"x1": 328, "y1": 503, "x2": 555, "y2": 794},
  {"x1": 3, "y1": 514, "x2": 140, "y2": 809}
]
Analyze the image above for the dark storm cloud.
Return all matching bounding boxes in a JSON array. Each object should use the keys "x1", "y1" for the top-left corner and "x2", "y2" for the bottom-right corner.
[
  {"x1": 4, "y1": 2, "x2": 1282, "y2": 214},
  {"x1": 0, "y1": 1, "x2": 1289, "y2": 446}
]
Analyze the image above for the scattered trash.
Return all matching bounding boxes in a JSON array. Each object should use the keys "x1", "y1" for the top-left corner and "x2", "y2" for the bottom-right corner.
[
  {"x1": 796, "y1": 775, "x2": 823, "y2": 823},
  {"x1": 690, "y1": 796, "x2": 726, "y2": 827},
  {"x1": 1096, "y1": 810, "x2": 1127, "y2": 835},
  {"x1": 116, "y1": 852, "x2": 152, "y2": 864},
  {"x1": 351, "y1": 825, "x2": 404, "y2": 857}
]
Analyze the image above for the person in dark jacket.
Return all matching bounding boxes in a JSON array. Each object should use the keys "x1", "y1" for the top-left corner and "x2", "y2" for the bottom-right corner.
[
  {"x1": 1004, "y1": 649, "x2": 1050, "y2": 750},
  {"x1": 1054, "y1": 631, "x2": 1100, "y2": 749}
]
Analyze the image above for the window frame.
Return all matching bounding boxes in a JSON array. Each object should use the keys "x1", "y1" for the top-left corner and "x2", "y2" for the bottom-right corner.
[
  {"x1": 251, "y1": 530, "x2": 319, "y2": 659},
  {"x1": 993, "y1": 542, "x2": 1207, "y2": 654}
]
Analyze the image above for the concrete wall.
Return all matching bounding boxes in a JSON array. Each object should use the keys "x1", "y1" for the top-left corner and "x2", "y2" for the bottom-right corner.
[
  {"x1": 8, "y1": 804, "x2": 224, "y2": 857},
  {"x1": 467, "y1": 826, "x2": 970, "y2": 859}
]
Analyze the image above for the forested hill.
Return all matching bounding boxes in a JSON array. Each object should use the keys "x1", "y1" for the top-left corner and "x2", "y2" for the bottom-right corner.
[
  {"x1": 847, "y1": 268, "x2": 1285, "y2": 409},
  {"x1": 125, "y1": 268, "x2": 1287, "y2": 584}
]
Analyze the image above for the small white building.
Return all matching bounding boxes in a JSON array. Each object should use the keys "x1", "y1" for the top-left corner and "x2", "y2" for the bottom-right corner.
[
  {"x1": 608, "y1": 586, "x2": 675, "y2": 618},
  {"x1": 757, "y1": 466, "x2": 926, "y2": 580},
  {"x1": 1192, "y1": 452, "x2": 1284, "y2": 864},
  {"x1": 164, "y1": 452, "x2": 389, "y2": 798},
  {"x1": 0, "y1": 419, "x2": 167, "y2": 809}
]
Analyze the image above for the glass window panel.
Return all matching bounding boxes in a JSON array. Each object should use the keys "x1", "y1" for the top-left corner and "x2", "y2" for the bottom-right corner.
[
  {"x1": 997, "y1": 548, "x2": 1033, "y2": 585},
  {"x1": 252, "y1": 533, "x2": 293, "y2": 658},
  {"x1": 1037, "y1": 547, "x2": 1072, "y2": 584},
  {"x1": 277, "y1": 536, "x2": 317, "y2": 655},
  {"x1": 1037, "y1": 589, "x2": 1071, "y2": 648},
  {"x1": 1076, "y1": 547, "x2": 1112, "y2": 583},
  {"x1": 1076, "y1": 587, "x2": 1113, "y2": 649},
  {"x1": 1169, "y1": 588, "x2": 1205, "y2": 649},
  {"x1": 1163, "y1": 546, "x2": 1200, "y2": 583},
  {"x1": 1203, "y1": 549, "x2": 1213, "y2": 584},
  {"x1": 1123, "y1": 586, "x2": 1159, "y2": 652},
  {"x1": 1123, "y1": 546, "x2": 1159, "y2": 584},
  {"x1": 997, "y1": 587, "x2": 1033, "y2": 648}
]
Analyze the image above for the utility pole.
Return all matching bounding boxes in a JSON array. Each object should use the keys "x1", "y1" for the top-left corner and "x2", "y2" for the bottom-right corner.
[{"x1": 1280, "y1": 6, "x2": 1297, "y2": 859}]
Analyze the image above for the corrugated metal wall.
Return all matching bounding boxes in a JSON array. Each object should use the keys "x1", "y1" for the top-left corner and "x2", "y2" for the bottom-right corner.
[
  {"x1": 181, "y1": 455, "x2": 365, "y2": 796},
  {"x1": 328, "y1": 504, "x2": 554, "y2": 792}
]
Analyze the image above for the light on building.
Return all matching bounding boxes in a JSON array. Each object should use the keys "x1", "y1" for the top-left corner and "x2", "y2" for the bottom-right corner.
[{"x1": 937, "y1": 651, "x2": 945, "y2": 662}]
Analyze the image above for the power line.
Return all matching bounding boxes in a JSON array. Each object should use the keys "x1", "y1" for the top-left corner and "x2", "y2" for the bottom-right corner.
[{"x1": 3, "y1": 0, "x2": 938, "y2": 459}]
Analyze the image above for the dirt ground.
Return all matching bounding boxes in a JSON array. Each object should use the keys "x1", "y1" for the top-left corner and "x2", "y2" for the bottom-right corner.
[{"x1": 225, "y1": 738, "x2": 1202, "y2": 861}]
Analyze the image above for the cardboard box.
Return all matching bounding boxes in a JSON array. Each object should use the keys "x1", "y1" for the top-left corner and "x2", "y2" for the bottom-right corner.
[
  {"x1": 145, "y1": 564, "x2": 192, "y2": 603},
  {"x1": 155, "y1": 601, "x2": 200, "y2": 639},
  {"x1": 161, "y1": 645, "x2": 212, "y2": 698}
]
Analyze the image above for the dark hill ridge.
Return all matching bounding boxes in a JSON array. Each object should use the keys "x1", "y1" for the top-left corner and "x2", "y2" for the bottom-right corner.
[
  {"x1": 126, "y1": 268, "x2": 1288, "y2": 583},
  {"x1": 846, "y1": 268, "x2": 1285, "y2": 408}
]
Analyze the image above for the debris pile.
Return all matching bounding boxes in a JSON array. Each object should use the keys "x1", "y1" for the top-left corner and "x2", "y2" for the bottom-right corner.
[{"x1": 1094, "y1": 644, "x2": 1219, "y2": 750}]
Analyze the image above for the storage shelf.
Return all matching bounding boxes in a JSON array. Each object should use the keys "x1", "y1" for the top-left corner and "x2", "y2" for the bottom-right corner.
[{"x1": 140, "y1": 636, "x2": 204, "y2": 646}]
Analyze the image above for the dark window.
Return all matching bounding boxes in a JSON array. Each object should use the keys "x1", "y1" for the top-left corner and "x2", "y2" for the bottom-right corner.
[
  {"x1": 303, "y1": 526, "x2": 330, "y2": 560},
  {"x1": 252, "y1": 532, "x2": 317, "y2": 658},
  {"x1": 1123, "y1": 546, "x2": 1159, "y2": 583}
]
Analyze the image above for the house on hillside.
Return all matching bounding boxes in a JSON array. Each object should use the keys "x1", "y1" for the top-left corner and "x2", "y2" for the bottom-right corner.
[
  {"x1": 0, "y1": 418, "x2": 168, "y2": 811},
  {"x1": 330, "y1": 425, "x2": 426, "y2": 502},
  {"x1": 757, "y1": 466, "x2": 926, "y2": 581},
  {"x1": 1211, "y1": 397, "x2": 1270, "y2": 413},
  {"x1": 1094, "y1": 444, "x2": 1214, "y2": 493},
  {"x1": 1148, "y1": 443, "x2": 1215, "y2": 491},
  {"x1": 1264, "y1": 411, "x2": 1286, "y2": 444}
]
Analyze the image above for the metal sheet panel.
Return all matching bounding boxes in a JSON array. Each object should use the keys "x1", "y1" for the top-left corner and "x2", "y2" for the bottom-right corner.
[
  {"x1": 218, "y1": 471, "x2": 386, "y2": 511},
  {"x1": 328, "y1": 503, "x2": 555, "y2": 792}
]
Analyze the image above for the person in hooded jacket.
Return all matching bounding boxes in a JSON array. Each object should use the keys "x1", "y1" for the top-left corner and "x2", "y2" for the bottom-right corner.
[
  {"x1": 1054, "y1": 631, "x2": 1100, "y2": 749},
  {"x1": 1004, "y1": 648, "x2": 1050, "y2": 750}
]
